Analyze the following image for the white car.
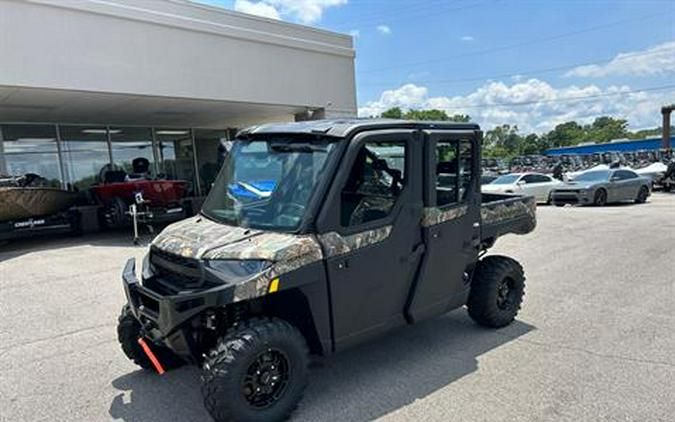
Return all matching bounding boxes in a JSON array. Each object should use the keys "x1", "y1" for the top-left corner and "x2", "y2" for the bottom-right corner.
[{"x1": 482, "y1": 172, "x2": 562, "y2": 203}]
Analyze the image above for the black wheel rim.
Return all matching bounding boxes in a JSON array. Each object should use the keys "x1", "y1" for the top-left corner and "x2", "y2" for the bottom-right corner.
[
  {"x1": 596, "y1": 190, "x2": 606, "y2": 205},
  {"x1": 241, "y1": 348, "x2": 290, "y2": 409},
  {"x1": 496, "y1": 277, "x2": 516, "y2": 310}
]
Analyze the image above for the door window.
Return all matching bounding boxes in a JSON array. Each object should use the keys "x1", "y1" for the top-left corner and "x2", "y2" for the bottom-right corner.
[
  {"x1": 341, "y1": 141, "x2": 406, "y2": 227},
  {"x1": 521, "y1": 174, "x2": 538, "y2": 184},
  {"x1": 436, "y1": 139, "x2": 473, "y2": 206},
  {"x1": 523, "y1": 174, "x2": 551, "y2": 183},
  {"x1": 614, "y1": 170, "x2": 637, "y2": 180}
]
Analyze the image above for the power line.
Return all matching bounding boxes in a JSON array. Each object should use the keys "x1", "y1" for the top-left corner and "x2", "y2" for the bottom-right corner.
[
  {"x1": 359, "y1": 45, "x2": 675, "y2": 87},
  {"x1": 359, "y1": 11, "x2": 667, "y2": 73}
]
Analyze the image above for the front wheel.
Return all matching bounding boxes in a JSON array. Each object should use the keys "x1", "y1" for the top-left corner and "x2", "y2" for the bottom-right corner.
[
  {"x1": 467, "y1": 256, "x2": 525, "y2": 328},
  {"x1": 202, "y1": 317, "x2": 309, "y2": 422}
]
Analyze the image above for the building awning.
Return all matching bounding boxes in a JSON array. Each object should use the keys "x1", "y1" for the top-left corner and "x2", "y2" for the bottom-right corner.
[{"x1": 0, "y1": 86, "x2": 310, "y2": 128}]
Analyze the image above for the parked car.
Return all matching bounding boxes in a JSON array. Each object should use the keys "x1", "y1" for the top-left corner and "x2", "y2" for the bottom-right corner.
[
  {"x1": 482, "y1": 172, "x2": 562, "y2": 204},
  {"x1": 551, "y1": 169, "x2": 651, "y2": 206}
]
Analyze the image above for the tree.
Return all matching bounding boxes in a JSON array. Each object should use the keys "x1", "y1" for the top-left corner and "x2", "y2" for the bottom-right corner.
[
  {"x1": 584, "y1": 116, "x2": 629, "y2": 143},
  {"x1": 484, "y1": 124, "x2": 522, "y2": 157},
  {"x1": 381, "y1": 107, "x2": 403, "y2": 119},
  {"x1": 379, "y1": 107, "x2": 471, "y2": 122},
  {"x1": 545, "y1": 121, "x2": 584, "y2": 148}
]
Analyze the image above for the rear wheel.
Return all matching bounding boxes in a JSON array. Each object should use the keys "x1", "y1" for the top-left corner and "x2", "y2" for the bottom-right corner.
[
  {"x1": 202, "y1": 317, "x2": 309, "y2": 422},
  {"x1": 593, "y1": 189, "x2": 607, "y2": 206},
  {"x1": 635, "y1": 186, "x2": 649, "y2": 204},
  {"x1": 467, "y1": 256, "x2": 525, "y2": 328},
  {"x1": 105, "y1": 196, "x2": 130, "y2": 228}
]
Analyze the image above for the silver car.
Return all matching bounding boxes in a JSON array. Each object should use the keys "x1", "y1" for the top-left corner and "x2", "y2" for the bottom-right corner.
[{"x1": 551, "y1": 169, "x2": 651, "y2": 206}]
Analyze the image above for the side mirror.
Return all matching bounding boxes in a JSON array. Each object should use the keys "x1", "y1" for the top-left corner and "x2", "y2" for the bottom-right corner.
[
  {"x1": 610, "y1": 176, "x2": 620, "y2": 182},
  {"x1": 517, "y1": 181, "x2": 526, "y2": 186}
]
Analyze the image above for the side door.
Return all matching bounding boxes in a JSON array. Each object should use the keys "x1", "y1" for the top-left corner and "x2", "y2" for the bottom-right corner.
[
  {"x1": 519, "y1": 174, "x2": 543, "y2": 200},
  {"x1": 405, "y1": 130, "x2": 481, "y2": 323},
  {"x1": 617, "y1": 170, "x2": 641, "y2": 198},
  {"x1": 609, "y1": 170, "x2": 635, "y2": 200},
  {"x1": 532, "y1": 174, "x2": 557, "y2": 202},
  {"x1": 316, "y1": 130, "x2": 423, "y2": 351}
]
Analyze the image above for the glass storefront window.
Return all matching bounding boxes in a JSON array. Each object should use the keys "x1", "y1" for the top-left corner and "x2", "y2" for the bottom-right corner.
[
  {"x1": 155, "y1": 129, "x2": 197, "y2": 196},
  {"x1": 59, "y1": 125, "x2": 111, "y2": 191},
  {"x1": 1, "y1": 124, "x2": 61, "y2": 187},
  {"x1": 109, "y1": 127, "x2": 155, "y2": 178},
  {"x1": 194, "y1": 129, "x2": 234, "y2": 194}
]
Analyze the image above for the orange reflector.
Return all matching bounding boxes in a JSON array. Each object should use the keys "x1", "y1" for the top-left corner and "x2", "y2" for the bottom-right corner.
[{"x1": 138, "y1": 338, "x2": 165, "y2": 375}]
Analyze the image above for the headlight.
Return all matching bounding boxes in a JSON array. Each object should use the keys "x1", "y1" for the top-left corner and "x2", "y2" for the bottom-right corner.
[{"x1": 205, "y1": 259, "x2": 272, "y2": 283}]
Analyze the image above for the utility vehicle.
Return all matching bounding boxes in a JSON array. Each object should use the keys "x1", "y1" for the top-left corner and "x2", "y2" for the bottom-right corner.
[{"x1": 117, "y1": 120, "x2": 536, "y2": 422}]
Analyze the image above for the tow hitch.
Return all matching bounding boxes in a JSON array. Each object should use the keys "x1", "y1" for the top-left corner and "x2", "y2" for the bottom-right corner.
[{"x1": 137, "y1": 338, "x2": 165, "y2": 375}]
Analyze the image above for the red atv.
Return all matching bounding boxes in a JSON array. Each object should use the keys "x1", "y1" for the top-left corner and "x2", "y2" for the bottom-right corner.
[{"x1": 91, "y1": 158, "x2": 188, "y2": 228}]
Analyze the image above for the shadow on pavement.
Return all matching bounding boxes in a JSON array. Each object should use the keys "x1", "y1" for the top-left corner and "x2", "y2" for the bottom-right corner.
[{"x1": 109, "y1": 311, "x2": 534, "y2": 422}]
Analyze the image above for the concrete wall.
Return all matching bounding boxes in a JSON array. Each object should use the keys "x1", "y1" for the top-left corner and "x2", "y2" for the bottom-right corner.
[{"x1": 0, "y1": 0, "x2": 357, "y2": 117}]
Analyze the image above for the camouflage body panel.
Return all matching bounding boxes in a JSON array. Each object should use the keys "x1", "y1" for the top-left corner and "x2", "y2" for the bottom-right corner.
[
  {"x1": 421, "y1": 205, "x2": 468, "y2": 227},
  {"x1": 481, "y1": 195, "x2": 537, "y2": 226},
  {"x1": 318, "y1": 226, "x2": 392, "y2": 257},
  {"x1": 152, "y1": 216, "x2": 257, "y2": 259},
  {"x1": 152, "y1": 216, "x2": 324, "y2": 303}
]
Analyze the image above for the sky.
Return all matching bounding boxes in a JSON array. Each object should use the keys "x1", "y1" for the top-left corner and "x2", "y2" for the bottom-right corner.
[{"x1": 197, "y1": 0, "x2": 675, "y2": 134}]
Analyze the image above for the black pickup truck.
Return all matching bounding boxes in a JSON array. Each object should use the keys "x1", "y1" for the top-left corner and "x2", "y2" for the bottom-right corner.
[{"x1": 117, "y1": 119, "x2": 536, "y2": 422}]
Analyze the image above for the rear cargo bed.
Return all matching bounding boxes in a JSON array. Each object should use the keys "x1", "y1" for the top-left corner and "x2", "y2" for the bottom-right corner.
[{"x1": 480, "y1": 193, "x2": 536, "y2": 248}]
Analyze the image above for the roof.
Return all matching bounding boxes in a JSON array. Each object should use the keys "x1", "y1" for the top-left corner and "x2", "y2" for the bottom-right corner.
[
  {"x1": 546, "y1": 136, "x2": 674, "y2": 155},
  {"x1": 237, "y1": 119, "x2": 480, "y2": 139}
]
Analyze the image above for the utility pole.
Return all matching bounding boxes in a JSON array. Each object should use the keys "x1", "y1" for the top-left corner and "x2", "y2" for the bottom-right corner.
[{"x1": 663, "y1": 104, "x2": 674, "y2": 150}]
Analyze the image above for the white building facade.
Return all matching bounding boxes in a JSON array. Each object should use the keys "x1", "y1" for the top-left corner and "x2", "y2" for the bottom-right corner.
[{"x1": 0, "y1": 0, "x2": 356, "y2": 196}]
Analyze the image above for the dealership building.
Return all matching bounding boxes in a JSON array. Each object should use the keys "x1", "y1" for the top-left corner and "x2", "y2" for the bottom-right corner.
[{"x1": 0, "y1": 0, "x2": 357, "y2": 199}]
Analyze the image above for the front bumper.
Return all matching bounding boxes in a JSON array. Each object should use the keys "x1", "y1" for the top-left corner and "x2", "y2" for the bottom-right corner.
[
  {"x1": 121, "y1": 258, "x2": 230, "y2": 359},
  {"x1": 551, "y1": 190, "x2": 592, "y2": 205}
]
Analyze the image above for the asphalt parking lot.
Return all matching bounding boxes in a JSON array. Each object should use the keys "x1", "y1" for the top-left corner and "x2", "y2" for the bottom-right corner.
[{"x1": 1, "y1": 193, "x2": 674, "y2": 422}]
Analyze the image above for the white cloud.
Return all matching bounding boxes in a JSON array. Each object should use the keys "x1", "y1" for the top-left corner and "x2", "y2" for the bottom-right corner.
[
  {"x1": 460, "y1": 35, "x2": 474, "y2": 42},
  {"x1": 234, "y1": 0, "x2": 281, "y2": 20},
  {"x1": 377, "y1": 25, "x2": 392, "y2": 35},
  {"x1": 358, "y1": 79, "x2": 674, "y2": 133},
  {"x1": 566, "y1": 40, "x2": 675, "y2": 78},
  {"x1": 234, "y1": 0, "x2": 347, "y2": 24}
]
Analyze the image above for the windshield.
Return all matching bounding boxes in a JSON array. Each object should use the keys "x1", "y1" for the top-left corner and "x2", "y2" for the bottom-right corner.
[
  {"x1": 201, "y1": 137, "x2": 339, "y2": 231},
  {"x1": 490, "y1": 174, "x2": 520, "y2": 184},
  {"x1": 573, "y1": 170, "x2": 611, "y2": 182}
]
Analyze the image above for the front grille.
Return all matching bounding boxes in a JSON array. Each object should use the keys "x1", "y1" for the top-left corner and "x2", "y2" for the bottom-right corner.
[
  {"x1": 552, "y1": 195, "x2": 579, "y2": 204},
  {"x1": 148, "y1": 246, "x2": 205, "y2": 293}
]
